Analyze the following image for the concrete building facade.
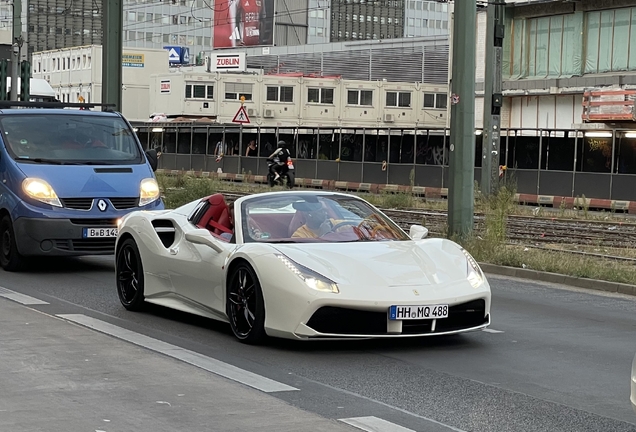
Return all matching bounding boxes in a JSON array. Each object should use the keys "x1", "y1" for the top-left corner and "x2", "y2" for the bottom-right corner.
[
  {"x1": 31, "y1": 45, "x2": 169, "y2": 121},
  {"x1": 123, "y1": 0, "x2": 213, "y2": 62},
  {"x1": 404, "y1": 0, "x2": 450, "y2": 38}
]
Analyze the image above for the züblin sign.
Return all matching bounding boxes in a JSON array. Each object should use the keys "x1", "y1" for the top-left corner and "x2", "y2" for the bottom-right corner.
[{"x1": 207, "y1": 52, "x2": 246, "y2": 72}]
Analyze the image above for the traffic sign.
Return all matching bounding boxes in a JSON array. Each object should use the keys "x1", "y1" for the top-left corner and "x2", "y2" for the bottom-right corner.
[{"x1": 232, "y1": 105, "x2": 250, "y2": 124}]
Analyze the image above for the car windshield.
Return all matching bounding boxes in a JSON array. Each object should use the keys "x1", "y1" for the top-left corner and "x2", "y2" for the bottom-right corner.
[
  {"x1": 0, "y1": 114, "x2": 143, "y2": 165},
  {"x1": 241, "y1": 194, "x2": 410, "y2": 243}
]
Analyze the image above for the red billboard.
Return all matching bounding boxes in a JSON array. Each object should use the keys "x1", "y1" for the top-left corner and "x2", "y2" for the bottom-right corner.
[{"x1": 213, "y1": 0, "x2": 275, "y2": 49}]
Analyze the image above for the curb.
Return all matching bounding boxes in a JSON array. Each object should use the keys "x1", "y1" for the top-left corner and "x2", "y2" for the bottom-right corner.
[
  {"x1": 479, "y1": 263, "x2": 636, "y2": 297},
  {"x1": 156, "y1": 169, "x2": 636, "y2": 214}
]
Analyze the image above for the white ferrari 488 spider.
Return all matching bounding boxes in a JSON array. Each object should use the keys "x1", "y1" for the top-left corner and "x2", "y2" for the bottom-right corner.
[{"x1": 115, "y1": 190, "x2": 491, "y2": 343}]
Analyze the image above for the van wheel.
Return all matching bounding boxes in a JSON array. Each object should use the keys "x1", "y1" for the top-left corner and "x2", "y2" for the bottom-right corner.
[{"x1": 0, "y1": 215, "x2": 26, "y2": 272}]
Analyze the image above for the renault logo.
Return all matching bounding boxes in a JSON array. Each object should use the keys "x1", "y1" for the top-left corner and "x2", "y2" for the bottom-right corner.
[{"x1": 97, "y1": 199, "x2": 108, "y2": 212}]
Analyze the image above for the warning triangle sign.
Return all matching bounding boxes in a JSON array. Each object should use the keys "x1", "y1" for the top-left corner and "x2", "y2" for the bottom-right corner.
[{"x1": 232, "y1": 105, "x2": 250, "y2": 124}]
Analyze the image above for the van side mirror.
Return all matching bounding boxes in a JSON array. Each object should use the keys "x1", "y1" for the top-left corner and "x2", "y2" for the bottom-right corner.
[
  {"x1": 145, "y1": 148, "x2": 158, "y2": 172},
  {"x1": 409, "y1": 224, "x2": 428, "y2": 240}
]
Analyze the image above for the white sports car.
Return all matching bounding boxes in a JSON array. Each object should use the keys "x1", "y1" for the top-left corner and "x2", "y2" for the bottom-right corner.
[{"x1": 115, "y1": 190, "x2": 491, "y2": 343}]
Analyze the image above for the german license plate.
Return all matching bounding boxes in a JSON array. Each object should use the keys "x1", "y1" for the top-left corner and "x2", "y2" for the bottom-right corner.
[
  {"x1": 83, "y1": 227, "x2": 118, "y2": 238},
  {"x1": 389, "y1": 304, "x2": 448, "y2": 320}
]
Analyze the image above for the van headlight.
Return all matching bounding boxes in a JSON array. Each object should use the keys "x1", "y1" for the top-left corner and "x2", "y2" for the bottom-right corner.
[
  {"x1": 139, "y1": 178, "x2": 160, "y2": 206},
  {"x1": 276, "y1": 254, "x2": 339, "y2": 293},
  {"x1": 22, "y1": 178, "x2": 62, "y2": 207},
  {"x1": 461, "y1": 248, "x2": 484, "y2": 288}
]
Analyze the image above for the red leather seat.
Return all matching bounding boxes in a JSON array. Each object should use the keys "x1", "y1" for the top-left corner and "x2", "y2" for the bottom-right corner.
[{"x1": 195, "y1": 194, "x2": 233, "y2": 236}]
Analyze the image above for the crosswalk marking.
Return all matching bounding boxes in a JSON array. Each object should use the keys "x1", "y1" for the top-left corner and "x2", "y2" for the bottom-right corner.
[{"x1": 339, "y1": 416, "x2": 415, "y2": 432}]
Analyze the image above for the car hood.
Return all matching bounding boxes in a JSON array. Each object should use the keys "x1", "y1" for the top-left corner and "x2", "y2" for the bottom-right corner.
[
  {"x1": 272, "y1": 239, "x2": 469, "y2": 288},
  {"x1": 16, "y1": 163, "x2": 153, "y2": 198}
]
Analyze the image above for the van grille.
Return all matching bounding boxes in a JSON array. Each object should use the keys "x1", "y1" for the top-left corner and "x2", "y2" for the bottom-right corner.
[
  {"x1": 60, "y1": 197, "x2": 139, "y2": 210},
  {"x1": 54, "y1": 239, "x2": 116, "y2": 253},
  {"x1": 61, "y1": 198, "x2": 93, "y2": 210},
  {"x1": 110, "y1": 197, "x2": 139, "y2": 209}
]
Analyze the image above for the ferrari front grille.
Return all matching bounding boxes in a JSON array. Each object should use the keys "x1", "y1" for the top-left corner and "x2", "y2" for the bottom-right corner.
[
  {"x1": 433, "y1": 299, "x2": 487, "y2": 333},
  {"x1": 306, "y1": 307, "x2": 388, "y2": 335},
  {"x1": 53, "y1": 239, "x2": 116, "y2": 253},
  {"x1": 306, "y1": 298, "x2": 488, "y2": 336}
]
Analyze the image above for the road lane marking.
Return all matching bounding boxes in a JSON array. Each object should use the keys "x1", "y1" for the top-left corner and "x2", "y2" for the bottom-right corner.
[
  {"x1": 56, "y1": 313, "x2": 299, "y2": 393},
  {"x1": 482, "y1": 328, "x2": 504, "y2": 333},
  {"x1": 0, "y1": 287, "x2": 49, "y2": 305},
  {"x1": 339, "y1": 416, "x2": 415, "y2": 432}
]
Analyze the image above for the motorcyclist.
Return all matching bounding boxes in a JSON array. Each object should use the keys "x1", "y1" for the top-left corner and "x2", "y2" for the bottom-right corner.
[{"x1": 267, "y1": 140, "x2": 291, "y2": 181}]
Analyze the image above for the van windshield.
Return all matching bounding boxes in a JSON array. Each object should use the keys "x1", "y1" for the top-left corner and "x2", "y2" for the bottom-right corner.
[{"x1": 0, "y1": 114, "x2": 143, "y2": 165}]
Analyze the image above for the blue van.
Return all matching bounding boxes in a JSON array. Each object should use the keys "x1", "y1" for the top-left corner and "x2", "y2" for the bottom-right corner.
[{"x1": 0, "y1": 104, "x2": 164, "y2": 271}]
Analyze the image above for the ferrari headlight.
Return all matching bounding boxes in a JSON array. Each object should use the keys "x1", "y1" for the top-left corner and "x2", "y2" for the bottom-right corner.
[
  {"x1": 139, "y1": 178, "x2": 160, "y2": 206},
  {"x1": 461, "y1": 248, "x2": 484, "y2": 288},
  {"x1": 276, "y1": 254, "x2": 339, "y2": 293},
  {"x1": 22, "y1": 178, "x2": 62, "y2": 207}
]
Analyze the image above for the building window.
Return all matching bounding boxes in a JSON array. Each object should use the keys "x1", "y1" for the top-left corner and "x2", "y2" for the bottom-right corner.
[
  {"x1": 423, "y1": 93, "x2": 447, "y2": 109},
  {"x1": 266, "y1": 86, "x2": 294, "y2": 102},
  {"x1": 225, "y1": 82, "x2": 253, "y2": 101},
  {"x1": 347, "y1": 89, "x2": 373, "y2": 106},
  {"x1": 307, "y1": 88, "x2": 334, "y2": 104},
  {"x1": 185, "y1": 83, "x2": 213, "y2": 99},
  {"x1": 386, "y1": 91, "x2": 411, "y2": 108}
]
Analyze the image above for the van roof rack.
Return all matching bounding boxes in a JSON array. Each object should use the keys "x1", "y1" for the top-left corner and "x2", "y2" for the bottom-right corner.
[{"x1": 0, "y1": 101, "x2": 117, "y2": 111}]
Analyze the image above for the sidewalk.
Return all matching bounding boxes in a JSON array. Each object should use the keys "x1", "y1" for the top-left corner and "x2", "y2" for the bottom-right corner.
[{"x1": 0, "y1": 298, "x2": 356, "y2": 432}]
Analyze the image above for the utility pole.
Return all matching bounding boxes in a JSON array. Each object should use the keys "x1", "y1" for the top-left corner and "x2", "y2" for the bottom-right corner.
[
  {"x1": 448, "y1": 1, "x2": 477, "y2": 241},
  {"x1": 10, "y1": 0, "x2": 21, "y2": 102},
  {"x1": 480, "y1": 1, "x2": 505, "y2": 196},
  {"x1": 102, "y1": 0, "x2": 123, "y2": 111}
]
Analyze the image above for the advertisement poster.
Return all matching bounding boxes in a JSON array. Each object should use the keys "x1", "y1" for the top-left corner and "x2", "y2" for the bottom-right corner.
[{"x1": 213, "y1": 0, "x2": 275, "y2": 48}]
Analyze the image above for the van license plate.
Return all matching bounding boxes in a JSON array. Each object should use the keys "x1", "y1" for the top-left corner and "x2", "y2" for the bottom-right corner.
[{"x1": 83, "y1": 227, "x2": 118, "y2": 238}]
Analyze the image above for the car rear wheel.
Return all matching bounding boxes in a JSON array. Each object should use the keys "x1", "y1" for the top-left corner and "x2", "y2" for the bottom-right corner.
[
  {"x1": 116, "y1": 238, "x2": 145, "y2": 311},
  {"x1": 227, "y1": 263, "x2": 266, "y2": 344},
  {"x1": 0, "y1": 215, "x2": 26, "y2": 272}
]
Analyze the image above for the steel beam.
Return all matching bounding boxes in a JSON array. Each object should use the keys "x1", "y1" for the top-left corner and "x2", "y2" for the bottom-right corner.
[
  {"x1": 448, "y1": 1, "x2": 477, "y2": 240},
  {"x1": 10, "y1": 0, "x2": 21, "y2": 102},
  {"x1": 481, "y1": 2, "x2": 505, "y2": 196},
  {"x1": 102, "y1": 0, "x2": 123, "y2": 112}
]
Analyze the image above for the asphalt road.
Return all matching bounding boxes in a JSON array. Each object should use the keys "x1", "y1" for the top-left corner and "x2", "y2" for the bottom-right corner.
[{"x1": 2, "y1": 256, "x2": 636, "y2": 432}]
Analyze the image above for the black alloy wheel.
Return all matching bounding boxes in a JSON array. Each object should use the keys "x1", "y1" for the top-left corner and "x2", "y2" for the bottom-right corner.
[
  {"x1": 0, "y1": 215, "x2": 25, "y2": 272},
  {"x1": 227, "y1": 263, "x2": 266, "y2": 344},
  {"x1": 116, "y1": 238, "x2": 145, "y2": 311}
]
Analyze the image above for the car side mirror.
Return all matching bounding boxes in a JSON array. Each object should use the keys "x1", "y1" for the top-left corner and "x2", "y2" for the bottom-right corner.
[
  {"x1": 409, "y1": 224, "x2": 428, "y2": 240},
  {"x1": 185, "y1": 229, "x2": 223, "y2": 252},
  {"x1": 145, "y1": 148, "x2": 158, "y2": 172}
]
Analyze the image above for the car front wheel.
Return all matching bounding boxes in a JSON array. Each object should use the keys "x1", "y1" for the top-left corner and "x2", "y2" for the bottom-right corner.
[
  {"x1": 227, "y1": 263, "x2": 266, "y2": 344},
  {"x1": 0, "y1": 215, "x2": 26, "y2": 272},
  {"x1": 116, "y1": 238, "x2": 145, "y2": 311}
]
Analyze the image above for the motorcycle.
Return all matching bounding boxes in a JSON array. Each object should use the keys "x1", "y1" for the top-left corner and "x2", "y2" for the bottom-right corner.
[{"x1": 267, "y1": 156, "x2": 295, "y2": 189}]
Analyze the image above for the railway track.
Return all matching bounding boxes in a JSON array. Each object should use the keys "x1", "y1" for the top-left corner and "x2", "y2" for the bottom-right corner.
[{"x1": 216, "y1": 190, "x2": 636, "y2": 249}]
